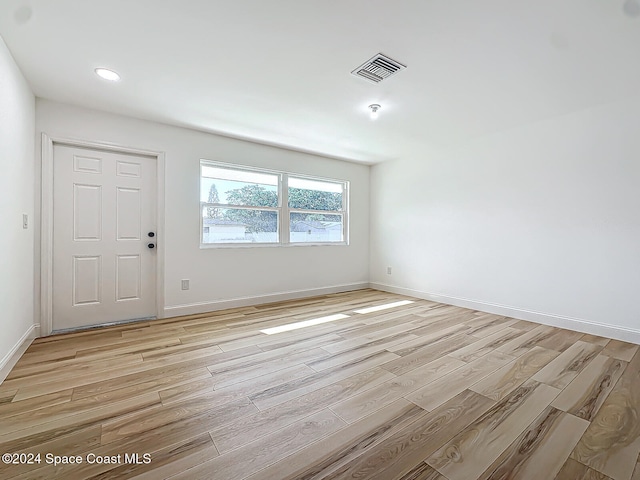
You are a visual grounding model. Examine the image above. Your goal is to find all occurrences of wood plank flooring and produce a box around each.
[1,289,639,480]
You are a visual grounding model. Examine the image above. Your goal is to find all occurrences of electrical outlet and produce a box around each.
[181,279,190,290]
[387,266,392,275]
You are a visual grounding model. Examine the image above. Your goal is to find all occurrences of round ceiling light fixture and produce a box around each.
[368,104,381,120]
[95,68,121,82]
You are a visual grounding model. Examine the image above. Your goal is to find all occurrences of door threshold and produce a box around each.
[51,316,157,335]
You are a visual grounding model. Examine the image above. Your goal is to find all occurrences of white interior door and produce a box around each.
[52,145,157,331]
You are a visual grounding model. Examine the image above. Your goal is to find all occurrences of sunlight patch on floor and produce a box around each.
[261,313,351,335]
[353,300,414,314]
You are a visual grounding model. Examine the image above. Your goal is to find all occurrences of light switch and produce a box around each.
[23,214,28,229]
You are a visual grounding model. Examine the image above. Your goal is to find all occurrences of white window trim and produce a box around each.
[200,160,349,248]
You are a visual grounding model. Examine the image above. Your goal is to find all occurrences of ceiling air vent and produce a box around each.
[351,53,406,84]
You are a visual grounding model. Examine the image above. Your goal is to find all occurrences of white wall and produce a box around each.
[36,100,370,319]
[0,35,36,377]
[370,97,640,342]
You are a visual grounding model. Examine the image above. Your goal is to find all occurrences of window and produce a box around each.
[289,177,345,244]
[200,164,280,244]
[200,161,348,246]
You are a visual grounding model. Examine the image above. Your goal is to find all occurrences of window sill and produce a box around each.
[199,241,349,249]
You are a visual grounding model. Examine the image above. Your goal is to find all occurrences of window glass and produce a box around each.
[201,166,278,207]
[288,177,343,211]
[290,213,343,243]
[201,206,278,244]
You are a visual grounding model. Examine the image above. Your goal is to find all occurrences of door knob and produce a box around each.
[148,243,155,249]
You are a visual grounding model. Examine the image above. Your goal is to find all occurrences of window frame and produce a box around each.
[200,160,349,248]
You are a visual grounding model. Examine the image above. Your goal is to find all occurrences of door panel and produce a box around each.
[53,145,157,331]
[73,154,102,174]
[73,183,102,240]
[116,254,141,301]
[116,187,141,240]
[72,255,101,305]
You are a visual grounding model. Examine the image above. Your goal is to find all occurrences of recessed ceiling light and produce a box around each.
[95,68,120,82]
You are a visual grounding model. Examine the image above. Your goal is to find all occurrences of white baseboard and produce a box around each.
[164,282,370,317]
[370,282,640,345]
[0,324,39,384]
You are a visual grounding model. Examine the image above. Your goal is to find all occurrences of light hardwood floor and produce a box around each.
[1,289,639,480]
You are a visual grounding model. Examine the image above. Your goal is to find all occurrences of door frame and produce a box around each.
[40,133,166,336]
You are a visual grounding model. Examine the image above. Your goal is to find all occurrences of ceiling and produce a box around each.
[1,0,639,164]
